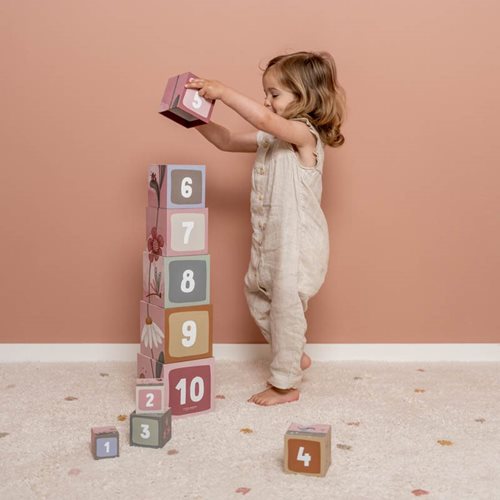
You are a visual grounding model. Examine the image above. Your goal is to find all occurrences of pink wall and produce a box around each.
[1,0,499,344]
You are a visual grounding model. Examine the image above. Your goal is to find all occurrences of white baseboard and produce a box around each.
[1,343,499,362]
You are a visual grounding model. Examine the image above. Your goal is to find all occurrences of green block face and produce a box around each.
[131,416,159,447]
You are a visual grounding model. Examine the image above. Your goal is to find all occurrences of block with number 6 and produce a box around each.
[130,409,172,448]
[148,164,206,209]
[91,426,119,460]
[284,423,332,477]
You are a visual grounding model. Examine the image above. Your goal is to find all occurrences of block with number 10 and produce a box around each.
[284,423,332,477]
[137,353,214,418]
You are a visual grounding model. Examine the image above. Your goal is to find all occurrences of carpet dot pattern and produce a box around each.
[0,360,499,499]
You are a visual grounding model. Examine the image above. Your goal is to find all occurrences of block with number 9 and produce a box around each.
[284,423,332,477]
[140,301,212,364]
[148,164,206,209]
[130,409,172,448]
[159,72,215,128]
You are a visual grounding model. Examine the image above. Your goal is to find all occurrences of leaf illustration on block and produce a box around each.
[156,353,164,379]
[149,173,160,206]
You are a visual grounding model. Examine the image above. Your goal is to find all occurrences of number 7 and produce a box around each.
[182,221,194,244]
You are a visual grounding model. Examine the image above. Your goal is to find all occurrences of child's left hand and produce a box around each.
[185,78,225,101]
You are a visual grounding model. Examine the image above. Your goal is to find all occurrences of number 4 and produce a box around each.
[297,446,311,467]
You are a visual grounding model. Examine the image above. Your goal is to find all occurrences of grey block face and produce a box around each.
[130,410,171,448]
[168,259,207,304]
[131,416,159,447]
[171,169,202,205]
[96,436,118,458]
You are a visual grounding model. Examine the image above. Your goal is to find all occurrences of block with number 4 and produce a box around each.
[159,72,215,128]
[136,378,167,414]
[137,353,214,418]
[284,423,332,477]
[146,207,208,257]
[143,253,210,309]
[148,164,206,209]
[91,426,119,460]
[140,300,212,364]
[130,409,172,448]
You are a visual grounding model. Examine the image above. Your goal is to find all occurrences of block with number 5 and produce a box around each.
[143,253,210,309]
[146,207,208,257]
[159,72,215,128]
[130,409,172,448]
[284,423,332,477]
[140,301,212,364]
[148,164,206,209]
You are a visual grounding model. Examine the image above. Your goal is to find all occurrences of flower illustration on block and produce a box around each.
[141,316,164,349]
[148,227,164,262]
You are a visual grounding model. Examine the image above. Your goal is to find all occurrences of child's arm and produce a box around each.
[196,122,257,153]
[185,78,313,148]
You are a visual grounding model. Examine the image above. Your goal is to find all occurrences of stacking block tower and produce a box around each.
[284,424,332,477]
[139,164,214,418]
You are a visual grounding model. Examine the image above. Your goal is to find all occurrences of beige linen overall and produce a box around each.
[244,117,329,389]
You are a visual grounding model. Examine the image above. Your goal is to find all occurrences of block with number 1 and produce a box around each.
[284,423,332,477]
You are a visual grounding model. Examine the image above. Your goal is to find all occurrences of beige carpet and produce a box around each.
[0,360,499,499]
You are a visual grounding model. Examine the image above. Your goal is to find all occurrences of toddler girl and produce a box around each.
[184,51,346,405]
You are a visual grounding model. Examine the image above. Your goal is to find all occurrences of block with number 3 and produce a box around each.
[159,72,215,128]
[284,423,332,477]
[130,409,172,448]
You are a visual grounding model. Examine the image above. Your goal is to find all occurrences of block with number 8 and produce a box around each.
[159,72,215,128]
[91,426,119,460]
[143,253,210,309]
[140,301,212,364]
[284,423,332,477]
[148,164,206,209]
[130,409,172,448]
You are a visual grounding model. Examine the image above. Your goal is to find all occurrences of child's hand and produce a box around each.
[185,78,225,101]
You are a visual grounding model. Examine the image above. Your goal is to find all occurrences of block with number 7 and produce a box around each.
[284,423,332,477]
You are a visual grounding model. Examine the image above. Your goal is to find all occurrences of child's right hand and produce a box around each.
[185,78,226,101]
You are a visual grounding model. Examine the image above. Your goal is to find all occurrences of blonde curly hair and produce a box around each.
[262,51,346,148]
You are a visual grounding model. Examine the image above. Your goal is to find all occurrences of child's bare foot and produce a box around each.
[248,387,300,406]
[301,352,312,370]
